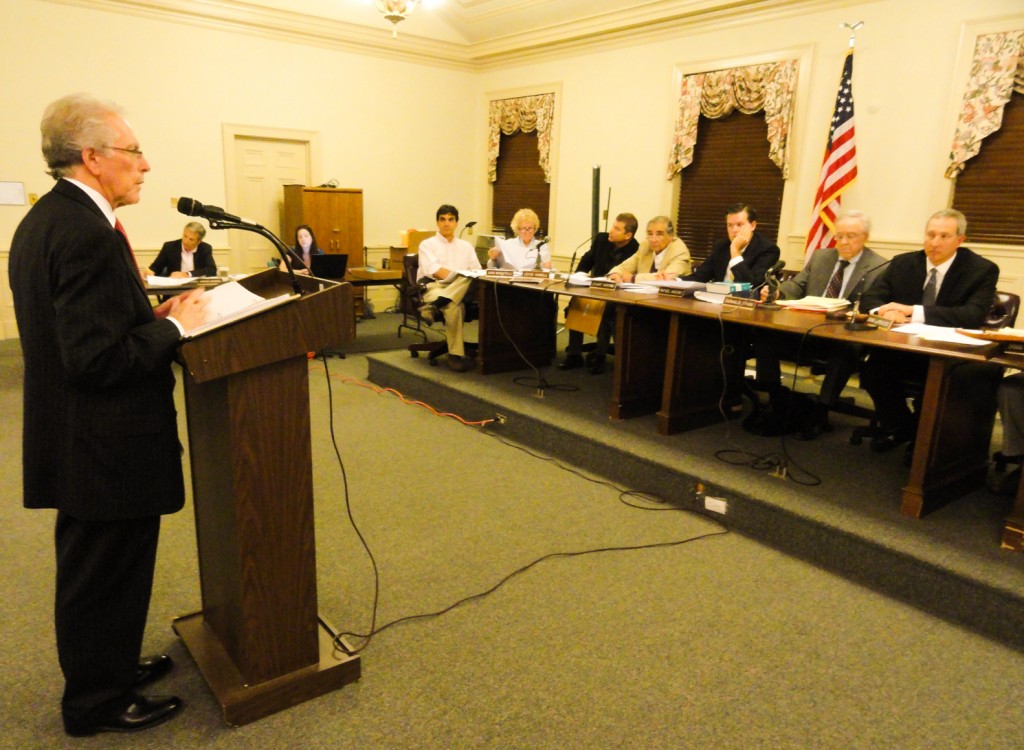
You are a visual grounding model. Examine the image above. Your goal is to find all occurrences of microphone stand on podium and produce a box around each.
[171,221,359,726]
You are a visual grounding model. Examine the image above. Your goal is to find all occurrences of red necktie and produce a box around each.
[114,218,143,280]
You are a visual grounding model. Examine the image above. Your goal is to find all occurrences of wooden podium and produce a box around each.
[172,270,360,726]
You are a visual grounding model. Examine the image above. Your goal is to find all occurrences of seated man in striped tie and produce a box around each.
[752,210,887,436]
[859,208,999,454]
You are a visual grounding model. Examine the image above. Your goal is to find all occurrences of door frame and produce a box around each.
[222,123,321,271]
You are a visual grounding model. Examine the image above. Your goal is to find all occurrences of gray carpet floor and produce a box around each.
[2,337,1024,748]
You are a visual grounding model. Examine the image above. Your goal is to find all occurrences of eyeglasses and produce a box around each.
[107,146,145,159]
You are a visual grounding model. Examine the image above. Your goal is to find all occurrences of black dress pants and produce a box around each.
[54,512,160,721]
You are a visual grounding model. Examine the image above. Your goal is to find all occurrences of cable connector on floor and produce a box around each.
[770,461,788,480]
[494,413,507,425]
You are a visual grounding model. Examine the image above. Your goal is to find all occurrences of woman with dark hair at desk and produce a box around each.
[279,224,323,275]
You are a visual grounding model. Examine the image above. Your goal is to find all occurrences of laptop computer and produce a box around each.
[309,253,349,279]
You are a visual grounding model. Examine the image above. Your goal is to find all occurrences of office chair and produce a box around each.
[398,252,480,366]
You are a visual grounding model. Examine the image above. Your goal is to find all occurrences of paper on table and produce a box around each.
[892,323,991,346]
[694,291,727,305]
[146,275,198,288]
[777,295,850,312]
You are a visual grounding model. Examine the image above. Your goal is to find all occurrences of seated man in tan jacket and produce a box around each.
[574,216,690,374]
[607,215,691,283]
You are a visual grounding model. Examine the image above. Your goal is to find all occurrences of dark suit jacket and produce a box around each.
[8,179,185,520]
[149,238,216,277]
[860,247,999,328]
[576,233,639,278]
[685,231,780,285]
[779,246,888,300]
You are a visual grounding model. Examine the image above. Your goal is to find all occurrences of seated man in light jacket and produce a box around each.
[607,215,691,283]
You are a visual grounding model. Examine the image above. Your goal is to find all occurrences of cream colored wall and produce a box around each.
[3,0,1024,339]
[0,0,478,336]
[473,0,1024,283]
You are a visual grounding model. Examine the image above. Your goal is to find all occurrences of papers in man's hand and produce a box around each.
[892,323,991,346]
[146,275,198,288]
[183,281,298,338]
[456,269,486,279]
[777,296,851,312]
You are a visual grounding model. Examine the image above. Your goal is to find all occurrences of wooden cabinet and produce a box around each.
[283,185,366,313]
[282,185,363,255]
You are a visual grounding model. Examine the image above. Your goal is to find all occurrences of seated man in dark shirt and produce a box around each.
[859,208,999,453]
[685,202,779,285]
[559,213,639,372]
[149,221,216,278]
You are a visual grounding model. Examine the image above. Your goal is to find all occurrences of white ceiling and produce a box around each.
[59,0,822,68]
[240,1,756,45]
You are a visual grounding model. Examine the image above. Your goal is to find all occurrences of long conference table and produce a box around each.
[471,275,1016,526]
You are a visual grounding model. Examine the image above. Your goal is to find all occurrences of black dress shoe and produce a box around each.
[588,356,606,375]
[136,654,173,687]
[64,694,183,737]
[558,354,585,370]
[870,429,912,453]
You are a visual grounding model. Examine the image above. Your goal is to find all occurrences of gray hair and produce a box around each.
[41,94,124,179]
[928,208,967,236]
[647,215,675,236]
[835,209,871,234]
[184,221,207,240]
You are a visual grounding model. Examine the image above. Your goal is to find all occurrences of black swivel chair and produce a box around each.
[398,253,478,366]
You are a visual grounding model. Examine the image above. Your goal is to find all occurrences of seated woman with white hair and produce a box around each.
[487,208,552,270]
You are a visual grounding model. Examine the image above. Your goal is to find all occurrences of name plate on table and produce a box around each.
[1003,342,1024,355]
[520,270,549,280]
[866,314,895,330]
[723,295,759,309]
[658,287,687,298]
[485,269,514,278]
[590,279,618,291]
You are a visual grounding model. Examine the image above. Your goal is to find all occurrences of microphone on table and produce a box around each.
[759,260,786,309]
[841,256,895,330]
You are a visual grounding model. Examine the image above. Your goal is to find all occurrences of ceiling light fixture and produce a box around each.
[374,0,421,38]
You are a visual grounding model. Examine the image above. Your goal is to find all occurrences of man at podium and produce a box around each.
[9,94,208,737]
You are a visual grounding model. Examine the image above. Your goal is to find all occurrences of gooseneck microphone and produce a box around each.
[176,197,251,225]
[759,259,786,309]
[177,196,302,295]
[843,255,895,330]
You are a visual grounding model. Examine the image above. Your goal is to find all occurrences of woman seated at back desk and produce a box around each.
[487,208,552,270]
[278,224,323,276]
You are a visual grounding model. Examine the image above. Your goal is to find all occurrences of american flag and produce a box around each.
[804,49,858,259]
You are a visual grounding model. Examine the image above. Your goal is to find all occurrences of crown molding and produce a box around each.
[44,0,475,70]
[43,0,872,71]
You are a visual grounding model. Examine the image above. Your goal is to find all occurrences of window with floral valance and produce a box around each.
[945,30,1024,179]
[487,93,555,183]
[666,59,799,180]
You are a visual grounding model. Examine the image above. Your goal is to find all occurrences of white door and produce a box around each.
[228,134,311,272]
